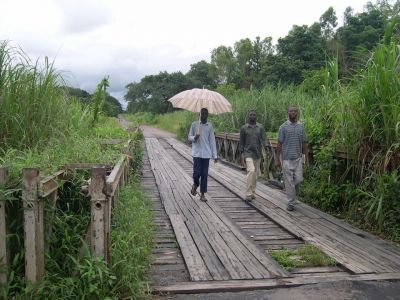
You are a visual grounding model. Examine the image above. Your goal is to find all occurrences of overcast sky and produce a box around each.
[1,0,369,107]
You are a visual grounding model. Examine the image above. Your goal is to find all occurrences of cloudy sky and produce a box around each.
[1,0,368,107]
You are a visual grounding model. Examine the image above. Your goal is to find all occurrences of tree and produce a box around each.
[210,46,235,84]
[103,94,123,117]
[320,7,338,38]
[337,6,385,72]
[186,60,217,89]
[125,71,193,114]
[272,24,326,84]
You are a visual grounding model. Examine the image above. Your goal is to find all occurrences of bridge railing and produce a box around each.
[0,139,135,284]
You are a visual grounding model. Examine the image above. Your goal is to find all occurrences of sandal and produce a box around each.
[191,184,198,196]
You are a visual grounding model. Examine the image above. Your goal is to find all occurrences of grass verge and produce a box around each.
[269,244,337,271]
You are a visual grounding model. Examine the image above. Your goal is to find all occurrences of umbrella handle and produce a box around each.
[196,114,201,135]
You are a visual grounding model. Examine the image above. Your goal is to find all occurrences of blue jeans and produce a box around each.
[193,157,210,193]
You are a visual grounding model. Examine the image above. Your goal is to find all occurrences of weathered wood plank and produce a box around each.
[147,138,288,280]
[22,168,45,283]
[169,215,212,281]
[89,168,109,261]
[65,163,112,170]
[154,272,400,294]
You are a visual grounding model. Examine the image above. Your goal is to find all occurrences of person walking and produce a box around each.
[239,110,268,201]
[188,108,218,202]
[275,106,309,211]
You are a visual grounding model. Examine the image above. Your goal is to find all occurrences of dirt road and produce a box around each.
[140,125,177,138]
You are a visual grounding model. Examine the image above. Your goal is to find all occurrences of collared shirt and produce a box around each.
[278,120,307,160]
[188,121,217,159]
[239,122,267,159]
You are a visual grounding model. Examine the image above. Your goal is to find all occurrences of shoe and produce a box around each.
[251,194,256,200]
[191,184,198,196]
[287,205,294,211]
[245,195,253,201]
[200,195,207,202]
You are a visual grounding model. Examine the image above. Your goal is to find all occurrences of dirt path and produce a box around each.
[140,125,177,138]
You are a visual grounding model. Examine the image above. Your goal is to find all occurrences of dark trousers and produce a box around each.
[193,157,210,193]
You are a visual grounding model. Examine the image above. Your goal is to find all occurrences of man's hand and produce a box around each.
[274,157,281,170]
[194,133,200,141]
[240,154,245,167]
[214,158,219,163]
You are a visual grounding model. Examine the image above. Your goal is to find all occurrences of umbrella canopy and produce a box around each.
[168,88,232,115]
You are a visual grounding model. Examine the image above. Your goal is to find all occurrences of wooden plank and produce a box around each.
[106,156,127,196]
[154,272,400,294]
[64,163,112,170]
[164,138,400,274]
[149,138,288,280]
[169,215,212,281]
[0,167,8,284]
[22,168,45,283]
[39,170,66,197]
[89,168,109,261]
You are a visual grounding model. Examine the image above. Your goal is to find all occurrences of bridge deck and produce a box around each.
[144,137,400,293]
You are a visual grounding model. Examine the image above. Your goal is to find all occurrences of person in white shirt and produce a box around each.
[188,108,218,201]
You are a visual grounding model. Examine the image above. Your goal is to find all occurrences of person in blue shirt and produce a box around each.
[188,108,218,201]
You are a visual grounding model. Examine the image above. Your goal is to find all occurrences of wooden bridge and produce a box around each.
[142,137,400,294]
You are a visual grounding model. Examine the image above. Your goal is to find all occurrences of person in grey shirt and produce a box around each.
[275,106,309,211]
[188,108,218,202]
[239,110,268,201]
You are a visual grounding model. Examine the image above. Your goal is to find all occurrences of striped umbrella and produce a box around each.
[168,88,232,115]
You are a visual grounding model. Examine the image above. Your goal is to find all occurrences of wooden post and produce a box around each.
[22,168,44,283]
[89,168,109,262]
[0,167,8,284]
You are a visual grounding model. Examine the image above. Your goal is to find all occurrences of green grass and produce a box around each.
[110,176,153,299]
[269,244,337,271]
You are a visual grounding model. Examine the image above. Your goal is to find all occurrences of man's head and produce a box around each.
[287,106,299,122]
[200,108,209,123]
[248,110,257,124]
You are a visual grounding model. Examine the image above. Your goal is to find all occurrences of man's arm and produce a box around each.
[275,126,284,169]
[188,122,196,142]
[302,126,309,164]
[239,127,245,166]
[209,125,218,161]
[302,143,309,165]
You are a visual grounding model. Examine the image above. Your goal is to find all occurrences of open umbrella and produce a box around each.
[168,88,232,134]
[168,88,232,115]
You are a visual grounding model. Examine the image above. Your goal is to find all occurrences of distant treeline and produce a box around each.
[125,0,400,114]
[66,86,123,117]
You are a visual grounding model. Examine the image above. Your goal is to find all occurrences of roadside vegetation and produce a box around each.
[0,41,152,299]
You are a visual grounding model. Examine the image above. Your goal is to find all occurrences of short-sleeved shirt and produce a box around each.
[239,123,267,159]
[278,120,307,160]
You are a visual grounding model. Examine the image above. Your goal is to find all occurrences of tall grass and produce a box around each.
[327,19,400,234]
[0,41,92,150]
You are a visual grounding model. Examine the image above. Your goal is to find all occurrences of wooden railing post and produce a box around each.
[89,168,109,262]
[22,168,44,283]
[0,167,8,284]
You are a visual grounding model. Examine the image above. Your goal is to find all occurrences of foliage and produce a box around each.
[186,60,218,89]
[0,41,92,150]
[65,87,123,117]
[125,71,193,114]
[270,244,336,271]
[90,77,109,126]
